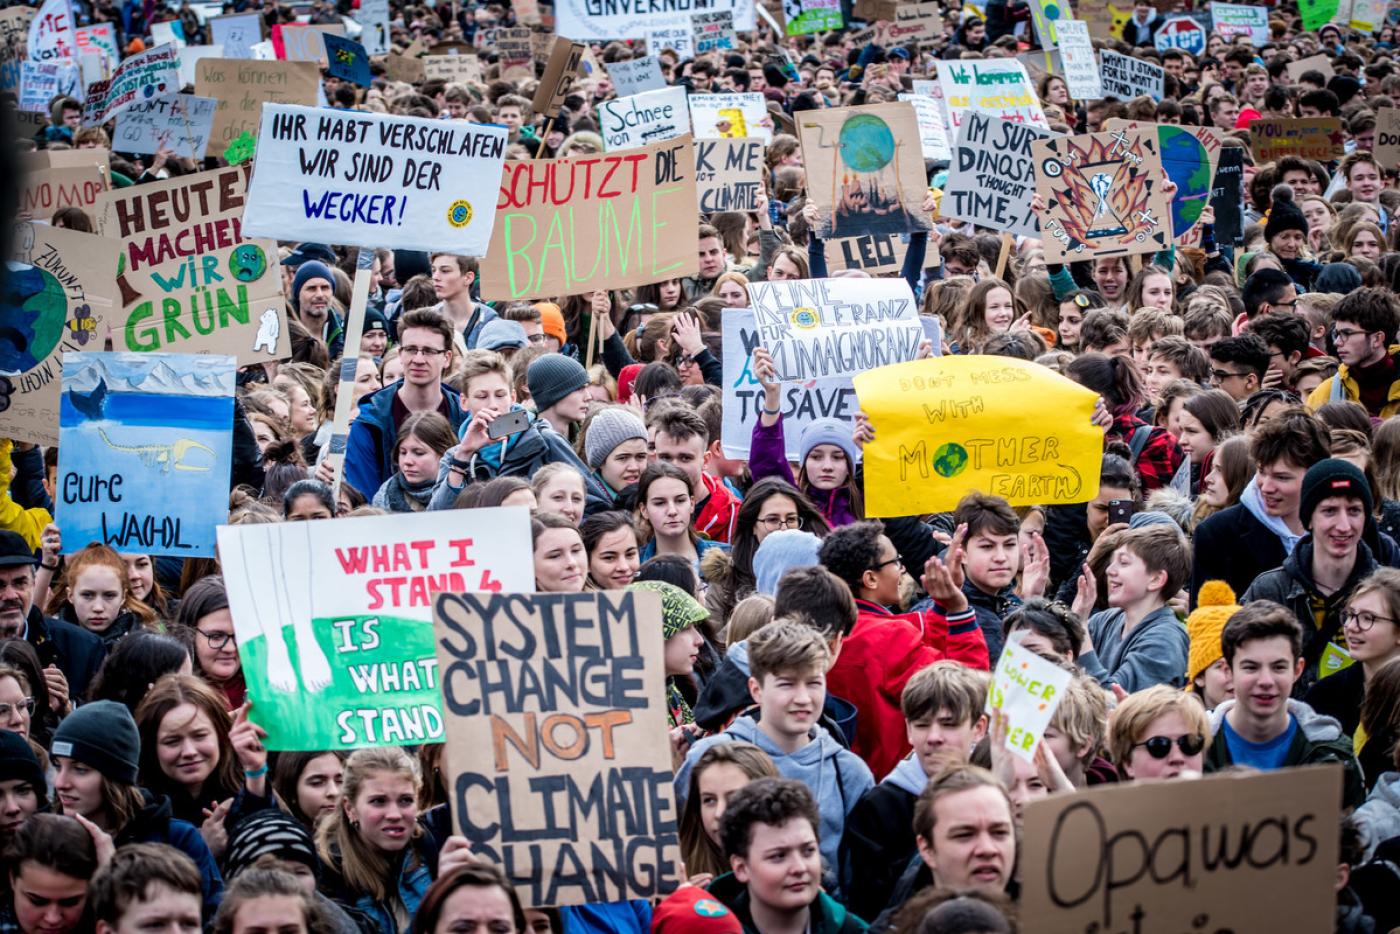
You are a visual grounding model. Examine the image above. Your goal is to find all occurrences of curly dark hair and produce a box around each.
[718,777,821,860]
[816,520,885,595]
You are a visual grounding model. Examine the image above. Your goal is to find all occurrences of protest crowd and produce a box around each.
[12,0,1400,932]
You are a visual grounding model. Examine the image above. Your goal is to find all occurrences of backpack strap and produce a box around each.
[1331,373,1347,402]
[1128,425,1153,465]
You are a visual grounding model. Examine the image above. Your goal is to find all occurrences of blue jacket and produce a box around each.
[343,382,466,499]
[116,790,223,920]
[322,834,438,934]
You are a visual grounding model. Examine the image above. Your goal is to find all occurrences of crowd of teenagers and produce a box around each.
[17,0,1400,932]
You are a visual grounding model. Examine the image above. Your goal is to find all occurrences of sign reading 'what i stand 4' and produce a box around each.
[57,352,234,558]
[242,104,508,253]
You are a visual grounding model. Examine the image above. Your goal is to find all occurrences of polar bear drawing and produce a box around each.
[253,307,280,355]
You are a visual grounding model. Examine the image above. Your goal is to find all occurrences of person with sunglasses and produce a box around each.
[1306,287,1400,419]
[1203,603,1365,810]
[1108,685,1210,781]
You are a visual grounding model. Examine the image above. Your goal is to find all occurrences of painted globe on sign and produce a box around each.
[933,442,969,478]
[838,114,896,174]
[1159,126,1213,234]
[0,263,67,376]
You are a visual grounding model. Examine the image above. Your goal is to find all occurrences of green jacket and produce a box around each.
[1203,699,1366,811]
[707,873,868,934]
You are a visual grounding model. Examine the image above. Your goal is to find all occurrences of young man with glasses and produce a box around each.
[1244,460,1381,698]
[343,308,466,497]
[818,521,989,780]
[1306,287,1400,418]
[1207,333,1269,402]
[1204,602,1364,810]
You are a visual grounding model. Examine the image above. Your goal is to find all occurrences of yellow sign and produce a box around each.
[853,355,1103,517]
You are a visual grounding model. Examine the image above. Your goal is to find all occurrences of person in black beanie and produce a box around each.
[1264,184,1320,291]
[0,727,46,839]
[223,811,364,934]
[50,700,225,918]
[1243,459,1379,698]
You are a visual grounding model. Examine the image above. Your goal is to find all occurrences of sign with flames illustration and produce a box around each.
[1031,128,1173,262]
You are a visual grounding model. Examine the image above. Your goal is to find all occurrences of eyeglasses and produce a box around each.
[0,698,35,720]
[759,515,804,531]
[1332,327,1369,343]
[400,345,450,358]
[1134,734,1205,759]
[1343,609,1397,631]
[196,628,236,649]
[870,556,903,572]
[1210,368,1251,382]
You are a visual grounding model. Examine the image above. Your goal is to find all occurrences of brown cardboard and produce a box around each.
[532,38,584,119]
[1250,117,1346,163]
[194,58,320,151]
[696,137,765,213]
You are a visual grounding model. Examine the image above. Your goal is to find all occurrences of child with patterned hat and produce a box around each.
[628,579,710,728]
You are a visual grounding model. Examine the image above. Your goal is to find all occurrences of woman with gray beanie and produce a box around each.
[50,699,224,917]
[582,406,648,512]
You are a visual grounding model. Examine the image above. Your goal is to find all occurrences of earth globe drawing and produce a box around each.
[838,114,896,173]
[0,263,66,377]
[933,442,969,478]
[1159,126,1212,234]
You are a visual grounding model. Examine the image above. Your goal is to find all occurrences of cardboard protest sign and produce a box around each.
[692,10,735,52]
[74,23,119,70]
[986,633,1073,762]
[1021,766,1343,934]
[722,310,861,460]
[0,7,34,96]
[421,54,479,84]
[798,102,933,239]
[482,136,699,301]
[533,39,584,119]
[19,61,79,112]
[554,0,756,39]
[1300,0,1342,30]
[1032,128,1172,261]
[1351,0,1388,28]
[82,43,180,127]
[945,114,1051,238]
[274,23,346,63]
[784,0,843,34]
[241,105,508,255]
[195,59,319,151]
[1211,2,1269,41]
[855,0,898,18]
[497,27,534,80]
[689,92,772,141]
[208,13,261,59]
[696,138,765,213]
[177,45,224,90]
[323,34,371,87]
[435,590,681,907]
[1106,120,1223,247]
[897,93,951,162]
[1211,145,1245,245]
[597,86,691,150]
[749,277,922,382]
[21,164,106,218]
[938,59,1047,132]
[1287,53,1336,84]
[607,56,666,96]
[95,166,289,364]
[0,224,120,446]
[114,95,217,161]
[1251,117,1346,163]
[828,233,911,274]
[883,4,944,44]
[1377,107,1400,167]
[1099,50,1164,101]
[356,0,391,55]
[56,353,233,558]
[643,20,693,60]
[854,355,1102,516]
[27,0,73,64]
[1056,20,1102,101]
[218,509,535,751]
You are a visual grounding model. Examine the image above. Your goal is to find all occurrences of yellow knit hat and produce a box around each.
[1186,581,1240,686]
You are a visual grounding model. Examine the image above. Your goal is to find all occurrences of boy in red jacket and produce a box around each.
[817,521,991,780]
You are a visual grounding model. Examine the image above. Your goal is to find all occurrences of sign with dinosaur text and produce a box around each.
[96,165,291,364]
[945,114,1051,237]
[57,352,233,558]
[854,355,1102,516]
[219,508,535,750]
[435,589,681,907]
[0,224,120,446]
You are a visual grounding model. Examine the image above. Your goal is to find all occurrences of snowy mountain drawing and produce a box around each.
[62,352,237,398]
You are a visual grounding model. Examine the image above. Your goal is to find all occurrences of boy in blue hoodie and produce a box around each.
[676,621,874,897]
[705,778,867,934]
[1081,524,1191,692]
[837,662,989,923]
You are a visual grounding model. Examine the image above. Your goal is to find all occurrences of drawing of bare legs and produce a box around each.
[240,529,297,692]
[283,522,332,691]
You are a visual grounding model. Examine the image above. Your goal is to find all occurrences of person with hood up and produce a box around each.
[675,622,874,900]
[1244,459,1381,698]
[1202,603,1365,810]
[49,700,224,918]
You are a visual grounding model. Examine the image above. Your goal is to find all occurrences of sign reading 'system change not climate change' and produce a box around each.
[242,104,508,253]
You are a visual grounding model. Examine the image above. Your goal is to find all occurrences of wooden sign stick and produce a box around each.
[326,247,374,499]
